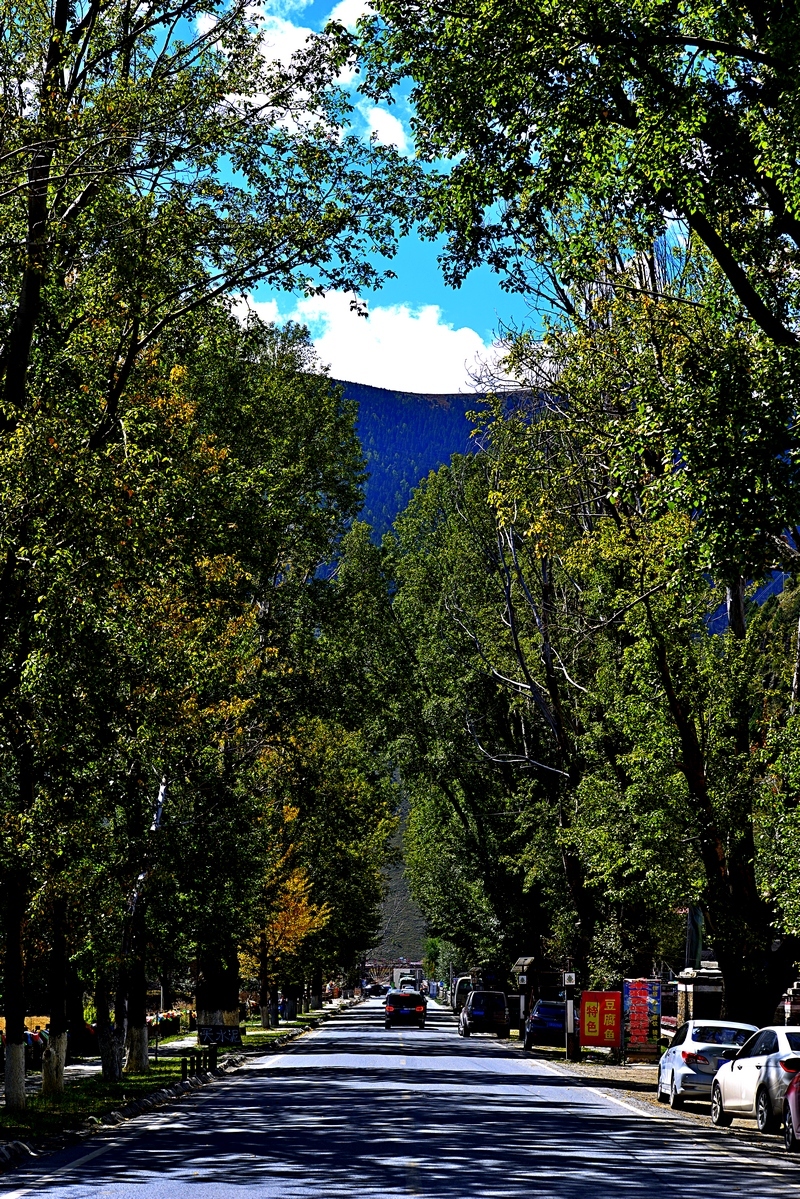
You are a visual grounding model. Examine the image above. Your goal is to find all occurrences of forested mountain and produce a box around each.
[337,380,482,537]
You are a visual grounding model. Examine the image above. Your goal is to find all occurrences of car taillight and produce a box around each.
[385,1005,394,1012]
[682,1051,709,1066]
[780,1058,800,1073]
[415,1005,425,1012]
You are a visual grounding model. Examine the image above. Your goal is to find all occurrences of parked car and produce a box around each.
[784,1068,800,1152]
[366,983,386,997]
[384,991,426,1030]
[711,1025,800,1131]
[523,1000,565,1049]
[451,975,473,1014]
[657,1020,757,1108]
[458,990,510,1038]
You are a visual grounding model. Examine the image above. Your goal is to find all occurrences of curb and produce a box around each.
[98,1057,245,1125]
[0,1141,37,1167]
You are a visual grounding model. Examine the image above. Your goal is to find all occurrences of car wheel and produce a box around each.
[497,1028,510,1039]
[384,1021,391,1029]
[784,1103,799,1153]
[462,1025,470,1037]
[669,1075,683,1109]
[656,1070,669,1104]
[418,1021,425,1030]
[523,1034,533,1051]
[711,1083,733,1127]
[756,1087,778,1134]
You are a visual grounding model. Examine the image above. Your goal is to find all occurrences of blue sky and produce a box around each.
[248,0,533,392]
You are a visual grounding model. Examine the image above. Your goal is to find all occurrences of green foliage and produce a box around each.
[382,261,800,1019]
[357,0,800,343]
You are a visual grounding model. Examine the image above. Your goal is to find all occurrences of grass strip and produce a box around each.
[0,1059,183,1142]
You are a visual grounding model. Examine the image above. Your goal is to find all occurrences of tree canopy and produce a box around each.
[355,1,800,343]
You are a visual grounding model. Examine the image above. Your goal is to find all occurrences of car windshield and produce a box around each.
[388,993,420,1008]
[693,1026,752,1046]
[470,993,505,1011]
[786,1033,800,1052]
[534,1003,564,1016]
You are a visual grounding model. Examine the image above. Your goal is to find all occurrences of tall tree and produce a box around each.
[354,0,800,343]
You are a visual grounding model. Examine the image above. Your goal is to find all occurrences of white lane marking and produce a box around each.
[580,1085,657,1118]
[2,1131,144,1199]
[2,1067,231,1197]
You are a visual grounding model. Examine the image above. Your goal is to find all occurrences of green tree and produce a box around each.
[381,262,800,1019]
[0,309,387,1101]
[355,0,800,344]
[0,0,415,1107]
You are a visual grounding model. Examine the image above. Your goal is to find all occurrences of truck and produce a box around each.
[392,965,423,989]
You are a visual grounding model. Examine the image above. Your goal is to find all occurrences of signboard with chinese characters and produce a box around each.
[623,978,661,1057]
[580,990,621,1048]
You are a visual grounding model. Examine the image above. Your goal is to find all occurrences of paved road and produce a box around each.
[4,998,799,1198]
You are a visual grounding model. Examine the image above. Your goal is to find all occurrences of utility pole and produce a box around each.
[564,963,579,1061]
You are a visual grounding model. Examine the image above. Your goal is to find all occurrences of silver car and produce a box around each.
[658,1019,757,1108]
[711,1025,800,1132]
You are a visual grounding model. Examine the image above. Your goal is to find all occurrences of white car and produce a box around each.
[657,1019,758,1108]
[711,1025,800,1131]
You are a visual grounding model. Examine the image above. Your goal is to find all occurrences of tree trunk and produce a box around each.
[284,983,302,1022]
[66,962,87,1060]
[123,940,148,1074]
[726,576,747,640]
[95,976,124,1083]
[196,948,241,1044]
[41,1033,68,1097]
[792,608,800,714]
[160,974,173,1012]
[3,883,27,1110]
[124,1024,149,1074]
[258,934,271,1027]
[42,902,68,1097]
[310,968,323,1011]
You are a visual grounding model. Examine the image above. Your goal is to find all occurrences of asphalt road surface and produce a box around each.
[4,998,799,1198]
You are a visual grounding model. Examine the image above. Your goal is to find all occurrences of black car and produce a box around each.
[458,990,511,1038]
[523,999,565,1048]
[384,990,426,1029]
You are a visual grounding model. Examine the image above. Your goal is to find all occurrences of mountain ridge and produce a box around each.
[335,378,485,537]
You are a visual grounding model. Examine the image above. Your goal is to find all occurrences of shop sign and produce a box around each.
[580,990,621,1047]
[623,978,661,1053]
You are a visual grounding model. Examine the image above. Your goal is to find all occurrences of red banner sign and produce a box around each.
[623,978,661,1054]
[580,990,622,1047]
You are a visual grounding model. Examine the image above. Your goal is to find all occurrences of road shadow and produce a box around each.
[10,1003,797,1198]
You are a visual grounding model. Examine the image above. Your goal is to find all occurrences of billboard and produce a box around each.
[624,978,661,1055]
[580,990,622,1048]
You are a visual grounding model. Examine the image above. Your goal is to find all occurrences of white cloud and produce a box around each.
[196,8,314,67]
[260,13,314,64]
[233,296,282,325]
[262,292,498,392]
[263,0,314,15]
[326,0,373,29]
[361,105,410,153]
